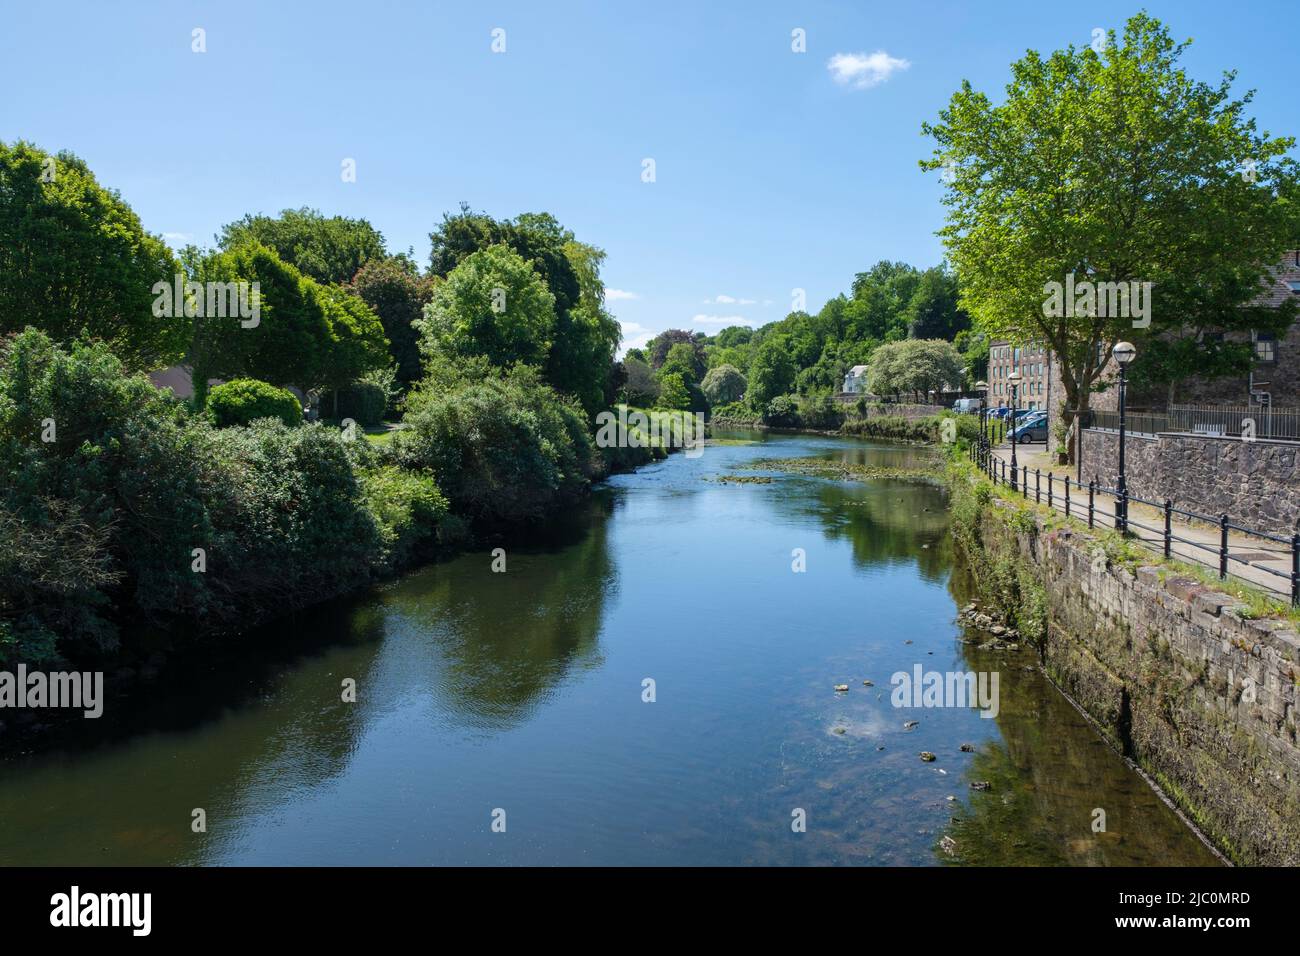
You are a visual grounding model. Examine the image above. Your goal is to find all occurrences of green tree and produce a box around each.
[701,363,747,405]
[417,244,557,369]
[350,255,436,386]
[620,356,660,405]
[923,12,1299,457]
[427,207,619,416]
[0,141,184,370]
[747,336,797,406]
[655,372,691,411]
[660,342,702,385]
[218,207,386,285]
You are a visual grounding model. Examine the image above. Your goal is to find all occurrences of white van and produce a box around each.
[952,398,981,414]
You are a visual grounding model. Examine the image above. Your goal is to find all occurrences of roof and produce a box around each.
[1253,251,1300,309]
[848,365,869,375]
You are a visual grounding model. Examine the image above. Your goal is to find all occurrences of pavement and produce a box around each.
[985,442,1296,603]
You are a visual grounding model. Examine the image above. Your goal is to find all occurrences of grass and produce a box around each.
[948,453,1300,627]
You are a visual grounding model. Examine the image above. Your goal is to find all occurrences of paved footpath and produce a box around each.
[986,443,1296,602]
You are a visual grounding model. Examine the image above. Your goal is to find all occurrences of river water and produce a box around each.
[0,430,1219,866]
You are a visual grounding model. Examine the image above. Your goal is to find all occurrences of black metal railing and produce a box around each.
[966,442,1300,606]
[1087,404,1300,440]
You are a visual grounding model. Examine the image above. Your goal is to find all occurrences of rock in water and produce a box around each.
[920,751,936,762]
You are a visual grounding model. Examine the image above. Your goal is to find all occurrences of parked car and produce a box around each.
[1010,413,1048,443]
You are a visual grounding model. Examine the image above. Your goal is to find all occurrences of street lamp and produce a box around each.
[1007,368,1022,490]
[1113,341,1137,532]
[974,379,988,468]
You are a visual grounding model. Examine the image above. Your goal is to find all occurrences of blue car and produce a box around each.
[1010,414,1048,443]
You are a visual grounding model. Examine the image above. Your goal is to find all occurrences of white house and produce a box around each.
[842,364,869,394]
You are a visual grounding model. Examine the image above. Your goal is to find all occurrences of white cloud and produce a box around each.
[704,294,756,305]
[606,288,638,301]
[617,320,655,356]
[691,314,750,326]
[827,50,910,90]
[162,231,193,246]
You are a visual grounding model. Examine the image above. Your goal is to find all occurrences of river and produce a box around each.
[0,429,1219,866]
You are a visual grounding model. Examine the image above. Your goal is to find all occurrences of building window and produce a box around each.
[1287,280,1300,295]
[1255,334,1277,364]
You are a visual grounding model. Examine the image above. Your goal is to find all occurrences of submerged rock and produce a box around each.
[834,684,849,693]
[920,751,936,762]
[903,720,919,730]
[970,781,992,791]
[960,743,975,753]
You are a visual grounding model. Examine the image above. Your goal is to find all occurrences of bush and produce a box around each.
[763,395,799,427]
[208,378,302,428]
[358,465,450,568]
[0,331,391,664]
[0,329,207,663]
[197,419,384,615]
[394,367,597,525]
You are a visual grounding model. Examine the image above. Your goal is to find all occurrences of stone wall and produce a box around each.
[1082,428,1300,534]
[964,492,1300,864]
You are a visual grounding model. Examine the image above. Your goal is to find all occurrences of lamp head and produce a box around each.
[1113,341,1137,367]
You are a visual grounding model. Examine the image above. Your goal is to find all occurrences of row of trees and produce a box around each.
[0,143,624,423]
[617,260,973,417]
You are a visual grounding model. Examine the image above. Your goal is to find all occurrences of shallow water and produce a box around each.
[0,430,1219,866]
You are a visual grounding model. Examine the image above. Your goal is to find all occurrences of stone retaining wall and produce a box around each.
[968,494,1300,864]
[1082,429,1300,534]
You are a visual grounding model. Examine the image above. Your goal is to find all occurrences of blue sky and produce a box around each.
[3,1,1297,354]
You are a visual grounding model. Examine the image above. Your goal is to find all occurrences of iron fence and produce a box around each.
[966,441,1300,606]
[1087,403,1300,440]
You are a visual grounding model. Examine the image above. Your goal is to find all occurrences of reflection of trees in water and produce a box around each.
[383,492,618,731]
[936,566,1221,866]
[794,479,953,582]
[0,495,619,865]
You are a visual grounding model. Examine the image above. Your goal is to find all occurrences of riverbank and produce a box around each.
[710,409,974,446]
[946,456,1300,865]
[0,428,1219,865]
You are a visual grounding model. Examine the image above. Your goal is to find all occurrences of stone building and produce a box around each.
[987,340,1055,414]
[1131,250,1300,409]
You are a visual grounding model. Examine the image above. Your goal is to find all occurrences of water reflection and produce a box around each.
[0,430,1219,866]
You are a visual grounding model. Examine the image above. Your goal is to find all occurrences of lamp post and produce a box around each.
[1008,368,1022,491]
[1113,341,1137,532]
[975,379,988,468]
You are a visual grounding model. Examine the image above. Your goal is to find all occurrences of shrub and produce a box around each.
[394,367,597,525]
[197,420,384,614]
[208,378,302,428]
[763,395,799,426]
[359,465,450,567]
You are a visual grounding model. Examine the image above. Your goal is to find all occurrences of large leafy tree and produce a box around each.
[350,254,436,386]
[866,339,964,401]
[190,242,387,401]
[923,13,1299,456]
[417,243,557,369]
[0,141,184,370]
[427,207,620,416]
[218,207,387,285]
[747,335,798,406]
